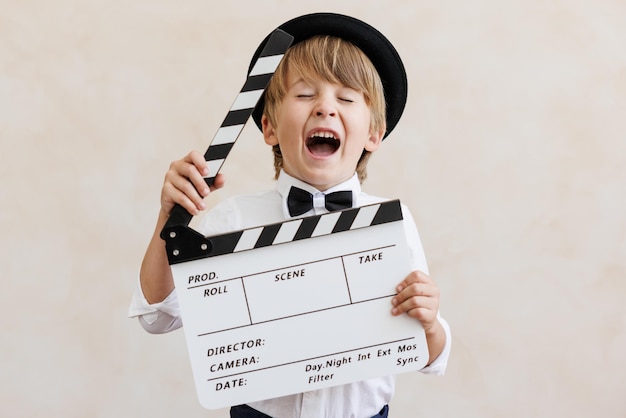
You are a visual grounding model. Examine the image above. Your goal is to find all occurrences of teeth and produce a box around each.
[310,131,337,139]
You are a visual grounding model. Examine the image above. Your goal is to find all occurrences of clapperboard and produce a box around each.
[160,29,428,410]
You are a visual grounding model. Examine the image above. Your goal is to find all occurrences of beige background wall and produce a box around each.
[1,0,624,417]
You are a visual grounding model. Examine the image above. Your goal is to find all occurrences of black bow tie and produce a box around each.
[287,186,353,217]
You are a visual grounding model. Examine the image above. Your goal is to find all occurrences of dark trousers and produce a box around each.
[230,403,389,418]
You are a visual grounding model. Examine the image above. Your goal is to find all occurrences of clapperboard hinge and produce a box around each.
[165,199,404,265]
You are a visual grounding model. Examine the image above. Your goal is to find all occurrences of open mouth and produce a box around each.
[306,131,340,157]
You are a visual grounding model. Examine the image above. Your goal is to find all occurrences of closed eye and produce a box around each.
[337,88,361,103]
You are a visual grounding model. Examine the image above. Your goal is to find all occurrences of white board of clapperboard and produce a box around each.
[164,199,429,410]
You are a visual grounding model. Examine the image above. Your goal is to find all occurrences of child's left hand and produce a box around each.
[391,270,440,332]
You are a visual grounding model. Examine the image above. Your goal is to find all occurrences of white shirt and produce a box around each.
[129,171,451,418]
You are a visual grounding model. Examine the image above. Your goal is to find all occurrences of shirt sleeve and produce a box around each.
[418,315,452,375]
[401,204,452,375]
[128,199,242,334]
[400,204,429,275]
[128,276,182,334]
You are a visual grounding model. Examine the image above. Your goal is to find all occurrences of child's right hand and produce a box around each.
[160,150,225,217]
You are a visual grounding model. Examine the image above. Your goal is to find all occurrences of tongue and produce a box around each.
[308,142,336,157]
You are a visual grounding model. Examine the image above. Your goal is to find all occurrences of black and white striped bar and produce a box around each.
[161,29,293,239]
[203,30,294,185]
[165,200,404,264]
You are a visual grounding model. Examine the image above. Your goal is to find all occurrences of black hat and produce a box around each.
[249,12,407,140]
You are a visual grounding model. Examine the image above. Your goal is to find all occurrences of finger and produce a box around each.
[396,270,431,292]
[167,160,208,198]
[178,161,211,198]
[404,306,437,325]
[391,295,437,318]
[392,282,439,318]
[170,173,207,207]
[162,164,206,211]
[162,182,203,216]
[211,173,226,191]
[184,150,210,176]
[395,282,439,302]
[178,151,209,193]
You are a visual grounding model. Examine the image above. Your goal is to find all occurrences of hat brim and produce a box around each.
[249,13,407,140]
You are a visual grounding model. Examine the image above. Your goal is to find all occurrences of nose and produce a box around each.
[313,94,336,118]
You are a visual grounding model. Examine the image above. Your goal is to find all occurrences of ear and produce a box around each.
[364,127,385,152]
[262,115,279,146]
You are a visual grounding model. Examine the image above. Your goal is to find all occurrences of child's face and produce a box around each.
[262,68,384,191]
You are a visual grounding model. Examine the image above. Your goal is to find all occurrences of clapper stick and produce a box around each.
[160,29,294,241]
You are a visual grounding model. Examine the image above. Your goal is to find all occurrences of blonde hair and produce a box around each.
[263,35,386,182]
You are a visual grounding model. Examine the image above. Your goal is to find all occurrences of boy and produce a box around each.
[130,13,451,418]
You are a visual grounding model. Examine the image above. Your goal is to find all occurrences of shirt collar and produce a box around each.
[277,170,362,219]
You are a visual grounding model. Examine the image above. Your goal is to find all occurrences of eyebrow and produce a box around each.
[288,77,311,88]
